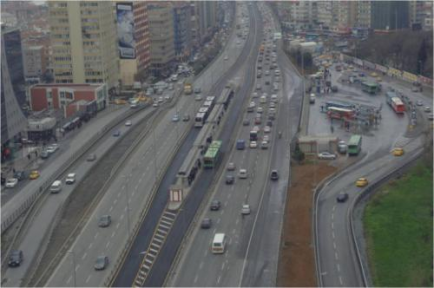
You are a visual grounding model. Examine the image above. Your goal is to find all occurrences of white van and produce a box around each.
[50,180,62,194]
[260,95,267,104]
[212,233,227,254]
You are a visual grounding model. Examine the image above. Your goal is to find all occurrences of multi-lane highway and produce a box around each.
[167,3,302,287]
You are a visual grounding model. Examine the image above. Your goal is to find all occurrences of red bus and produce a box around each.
[327,107,355,120]
[390,97,405,114]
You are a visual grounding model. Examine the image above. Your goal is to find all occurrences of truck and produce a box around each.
[184,83,193,95]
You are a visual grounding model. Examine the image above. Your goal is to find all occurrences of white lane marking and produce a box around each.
[88,243,93,249]
[335,252,339,260]
[120,214,124,221]
[332,231,335,239]
[94,232,99,239]
[232,228,236,234]
[333,242,336,249]
[217,276,221,284]
[204,250,207,257]
[213,228,217,234]
[199,261,204,270]
[75,264,80,271]
[228,193,232,199]
[222,262,225,270]
[194,275,198,284]
[236,218,240,225]
[106,241,110,248]
[220,210,224,215]
[217,218,221,224]
[109,206,113,212]
[331,213,334,221]
[337,263,341,272]
[67,276,72,284]
[116,223,120,229]
[333,205,336,212]
[81,252,87,260]
[111,231,116,238]
[331,222,334,229]
[114,199,118,205]
[86,275,92,283]
[339,276,343,285]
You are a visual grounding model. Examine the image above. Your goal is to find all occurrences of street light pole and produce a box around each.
[122,174,131,236]
[68,250,76,288]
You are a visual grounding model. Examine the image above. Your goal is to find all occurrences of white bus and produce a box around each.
[195,112,207,128]
[212,233,227,254]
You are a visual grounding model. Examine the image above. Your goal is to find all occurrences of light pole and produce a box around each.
[68,250,76,288]
[121,174,131,236]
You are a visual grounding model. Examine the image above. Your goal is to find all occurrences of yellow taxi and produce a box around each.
[29,170,40,180]
[392,147,404,156]
[370,72,378,77]
[356,177,368,187]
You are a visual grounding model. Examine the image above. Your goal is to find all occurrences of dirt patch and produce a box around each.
[277,160,337,287]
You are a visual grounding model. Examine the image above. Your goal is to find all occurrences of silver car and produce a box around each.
[318,152,337,160]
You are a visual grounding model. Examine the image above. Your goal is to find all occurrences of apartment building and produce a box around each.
[147,3,175,77]
[409,0,433,30]
[23,45,48,80]
[48,1,119,89]
[172,2,193,61]
[116,1,151,87]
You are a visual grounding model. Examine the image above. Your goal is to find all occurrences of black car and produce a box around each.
[210,200,221,211]
[87,153,97,162]
[201,218,212,229]
[14,171,26,181]
[266,120,273,127]
[8,250,23,267]
[112,130,121,137]
[225,175,235,185]
[336,192,349,203]
[270,170,279,181]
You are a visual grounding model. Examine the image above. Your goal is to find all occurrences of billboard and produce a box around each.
[116,3,136,59]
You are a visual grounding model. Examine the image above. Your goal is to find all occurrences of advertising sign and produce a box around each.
[116,3,136,59]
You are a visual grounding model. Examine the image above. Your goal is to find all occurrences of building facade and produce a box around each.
[172,2,192,61]
[409,0,433,30]
[48,1,119,89]
[23,45,48,80]
[147,3,175,77]
[29,83,107,118]
[197,1,218,43]
[371,1,410,30]
[1,26,28,160]
[117,1,151,87]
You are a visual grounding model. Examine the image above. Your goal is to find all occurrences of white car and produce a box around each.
[263,135,270,142]
[65,173,76,185]
[238,169,248,179]
[318,152,337,160]
[261,140,269,149]
[257,107,263,114]
[249,141,257,149]
[252,92,259,98]
[241,204,251,215]
[224,55,229,61]
[264,126,271,133]
[195,95,203,101]
[125,120,132,126]
[46,146,56,154]
[152,103,159,107]
[5,178,18,188]
[269,102,276,108]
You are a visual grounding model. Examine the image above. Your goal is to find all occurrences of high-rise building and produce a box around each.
[371,1,410,30]
[197,1,218,43]
[355,1,371,29]
[116,1,151,87]
[1,25,28,159]
[172,2,192,61]
[147,3,175,77]
[316,1,338,30]
[409,0,433,31]
[48,1,119,89]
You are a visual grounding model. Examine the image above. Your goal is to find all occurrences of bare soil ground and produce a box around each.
[277,160,337,287]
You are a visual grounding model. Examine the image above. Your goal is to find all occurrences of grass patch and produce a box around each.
[364,161,433,287]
